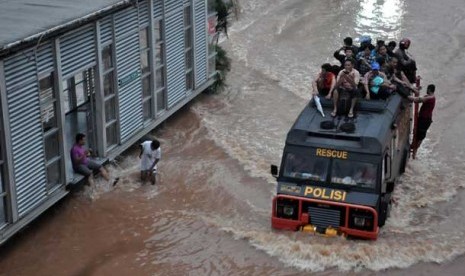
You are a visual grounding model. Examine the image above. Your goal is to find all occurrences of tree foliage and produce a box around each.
[209,0,232,93]
[210,45,231,93]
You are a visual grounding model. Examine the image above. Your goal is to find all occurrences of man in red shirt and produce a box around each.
[312,63,336,99]
[408,84,436,158]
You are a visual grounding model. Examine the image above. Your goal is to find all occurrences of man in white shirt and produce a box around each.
[139,139,161,185]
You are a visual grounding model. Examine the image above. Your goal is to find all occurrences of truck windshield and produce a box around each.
[283,153,329,182]
[330,160,377,189]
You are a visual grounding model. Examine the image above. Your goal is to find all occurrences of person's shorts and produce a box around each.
[370,87,391,100]
[416,118,432,141]
[338,87,360,99]
[317,87,330,97]
[74,160,101,177]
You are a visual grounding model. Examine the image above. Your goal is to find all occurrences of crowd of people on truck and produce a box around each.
[311,35,435,157]
[313,36,417,117]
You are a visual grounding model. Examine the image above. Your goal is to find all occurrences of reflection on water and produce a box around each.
[355,0,405,39]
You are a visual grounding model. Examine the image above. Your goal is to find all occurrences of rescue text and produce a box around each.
[316,148,348,159]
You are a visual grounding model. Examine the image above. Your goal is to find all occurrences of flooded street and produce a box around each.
[2,0,465,275]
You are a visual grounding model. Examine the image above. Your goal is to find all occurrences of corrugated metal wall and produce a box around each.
[139,0,149,25]
[153,0,163,18]
[4,51,47,217]
[194,0,207,87]
[164,0,181,15]
[60,25,96,78]
[100,16,113,45]
[36,43,54,74]
[114,7,143,142]
[0,0,215,244]
[164,1,186,108]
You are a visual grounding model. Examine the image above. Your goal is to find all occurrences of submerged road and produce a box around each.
[2,0,465,275]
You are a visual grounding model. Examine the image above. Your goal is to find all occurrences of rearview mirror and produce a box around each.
[270,165,278,177]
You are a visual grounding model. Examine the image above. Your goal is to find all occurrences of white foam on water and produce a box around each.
[78,155,163,200]
[192,96,289,185]
[201,213,465,272]
[192,129,465,272]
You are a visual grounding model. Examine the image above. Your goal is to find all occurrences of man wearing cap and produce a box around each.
[395,38,417,83]
[363,62,396,100]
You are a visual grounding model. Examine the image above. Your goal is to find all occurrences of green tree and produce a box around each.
[210,44,231,93]
[209,0,232,93]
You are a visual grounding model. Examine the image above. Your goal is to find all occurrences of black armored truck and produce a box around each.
[271,94,412,240]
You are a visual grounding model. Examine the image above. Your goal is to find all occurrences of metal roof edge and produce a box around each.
[0,0,137,59]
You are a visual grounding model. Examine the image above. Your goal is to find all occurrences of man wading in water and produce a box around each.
[139,139,161,185]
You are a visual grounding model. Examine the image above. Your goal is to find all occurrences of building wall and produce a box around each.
[3,47,49,218]
[0,0,212,244]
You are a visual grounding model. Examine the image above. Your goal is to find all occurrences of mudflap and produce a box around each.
[399,147,409,174]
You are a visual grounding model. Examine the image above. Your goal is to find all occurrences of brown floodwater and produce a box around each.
[2,0,465,275]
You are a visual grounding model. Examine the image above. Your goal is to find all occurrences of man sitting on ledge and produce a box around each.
[71,133,118,186]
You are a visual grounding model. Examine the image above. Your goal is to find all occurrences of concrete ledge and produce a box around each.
[67,157,108,186]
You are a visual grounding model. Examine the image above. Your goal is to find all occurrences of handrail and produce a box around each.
[410,76,421,158]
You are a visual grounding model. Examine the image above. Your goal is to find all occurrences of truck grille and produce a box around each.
[308,207,341,228]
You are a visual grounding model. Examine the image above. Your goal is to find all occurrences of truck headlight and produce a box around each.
[349,208,375,230]
[276,198,298,219]
[354,217,366,227]
[283,205,294,216]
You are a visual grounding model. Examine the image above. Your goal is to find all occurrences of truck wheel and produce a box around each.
[378,200,391,227]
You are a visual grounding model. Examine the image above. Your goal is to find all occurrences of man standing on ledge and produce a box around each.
[139,139,161,185]
[408,84,436,159]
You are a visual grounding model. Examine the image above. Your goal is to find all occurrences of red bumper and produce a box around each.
[272,195,379,240]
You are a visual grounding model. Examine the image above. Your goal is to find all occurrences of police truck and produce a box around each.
[270,93,412,240]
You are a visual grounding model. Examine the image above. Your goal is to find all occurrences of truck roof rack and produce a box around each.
[315,98,388,113]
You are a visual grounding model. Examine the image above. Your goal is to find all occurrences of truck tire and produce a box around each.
[378,199,391,227]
